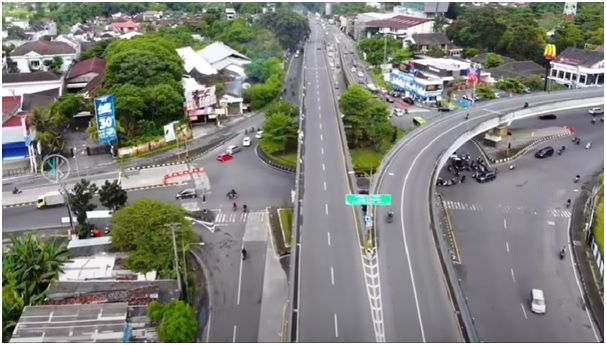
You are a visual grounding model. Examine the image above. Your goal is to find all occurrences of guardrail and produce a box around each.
[286,39,307,343]
[255,145,296,174]
[372,90,604,343]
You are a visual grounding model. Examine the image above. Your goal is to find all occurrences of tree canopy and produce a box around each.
[358,36,412,66]
[2,234,70,342]
[259,9,311,49]
[146,300,198,343]
[110,198,196,276]
[260,111,298,155]
[339,85,396,151]
[446,4,604,63]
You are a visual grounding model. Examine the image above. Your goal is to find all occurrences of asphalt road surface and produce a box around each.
[373,88,603,342]
[438,108,603,342]
[296,20,375,342]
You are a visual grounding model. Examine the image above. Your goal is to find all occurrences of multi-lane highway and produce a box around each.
[296,21,375,342]
[373,88,603,342]
[439,108,603,342]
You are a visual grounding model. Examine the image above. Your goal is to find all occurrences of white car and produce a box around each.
[242,136,251,147]
[351,67,357,73]
[255,130,264,139]
[589,107,603,115]
[530,289,546,314]
[394,108,404,117]
[357,71,364,78]
[226,145,241,155]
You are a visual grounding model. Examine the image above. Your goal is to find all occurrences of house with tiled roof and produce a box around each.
[197,41,250,77]
[9,40,77,73]
[66,57,106,90]
[404,33,461,57]
[108,19,140,34]
[365,15,432,39]
[548,47,604,88]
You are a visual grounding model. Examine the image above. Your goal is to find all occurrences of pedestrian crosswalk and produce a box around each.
[179,202,266,224]
[443,200,572,218]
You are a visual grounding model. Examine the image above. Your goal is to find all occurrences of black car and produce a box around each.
[437,107,453,112]
[539,114,557,120]
[402,97,414,105]
[535,146,555,159]
[176,188,198,199]
[476,170,497,183]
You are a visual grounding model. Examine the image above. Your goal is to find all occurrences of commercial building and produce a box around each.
[410,57,491,84]
[548,47,604,88]
[365,15,433,39]
[386,63,444,102]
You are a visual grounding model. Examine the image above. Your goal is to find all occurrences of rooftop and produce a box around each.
[470,53,515,65]
[555,47,604,68]
[46,280,180,305]
[67,57,106,80]
[487,61,545,79]
[11,40,76,56]
[414,57,474,71]
[366,15,431,30]
[10,303,128,343]
[177,46,218,76]
[2,71,62,84]
[197,41,249,66]
[2,95,22,115]
[109,19,140,28]
[409,33,451,46]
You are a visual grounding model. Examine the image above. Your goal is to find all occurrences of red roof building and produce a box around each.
[109,19,140,33]
[2,96,22,118]
[66,57,106,90]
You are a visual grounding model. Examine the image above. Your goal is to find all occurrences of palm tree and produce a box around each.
[30,107,61,151]
[5,233,70,306]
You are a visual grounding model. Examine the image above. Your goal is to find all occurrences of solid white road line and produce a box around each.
[506,241,510,253]
[325,204,329,215]
[566,218,601,341]
[237,244,244,305]
[510,268,516,283]
[520,303,528,319]
[330,266,335,285]
[334,313,339,338]
[327,232,331,246]
[322,163,326,171]
[324,181,327,190]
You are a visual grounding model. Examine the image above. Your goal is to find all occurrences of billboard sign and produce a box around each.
[94,95,117,144]
[185,86,217,113]
[467,64,480,86]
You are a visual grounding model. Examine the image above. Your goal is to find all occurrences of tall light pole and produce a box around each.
[59,184,75,239]
[165,223,182,294]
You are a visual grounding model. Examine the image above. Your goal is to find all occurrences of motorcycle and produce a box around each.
[557,149,563,156]
[12,188,22,195]
[586,142,592,150]
[574,175,580,183]
[559,248,566,260]
[242,249,247,260]
[386,214,393,223]
[523,102,529,109]
[566,200,571,208]
[227,192,238,200]
[509,164,516,170]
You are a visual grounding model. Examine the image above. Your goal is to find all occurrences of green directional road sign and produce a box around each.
[370,194,392,206]
[346,194,369,206]
[345,194,392,206]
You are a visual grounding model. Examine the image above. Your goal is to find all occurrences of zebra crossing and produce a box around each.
[179,202,266,224]
[444,200,572,218]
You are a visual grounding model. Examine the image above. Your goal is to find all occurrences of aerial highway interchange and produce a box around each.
[3,14,604,344]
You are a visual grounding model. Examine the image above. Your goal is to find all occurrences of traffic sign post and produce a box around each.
[345,194,392,206]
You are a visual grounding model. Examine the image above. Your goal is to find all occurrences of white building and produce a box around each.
[548,47,604,88]
[2,71,64,97]
[411,57,491,84]
[9,40,77,73]
[365,15,433,39]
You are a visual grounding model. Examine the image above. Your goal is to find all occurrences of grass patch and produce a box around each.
[593,186,604,257]
[117,139,183,163]
[350,129,405,174]
[278,208,294,247]
[259,141,298,170]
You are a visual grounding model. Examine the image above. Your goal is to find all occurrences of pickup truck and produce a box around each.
[36,191,65,209]
[588,107,603,115]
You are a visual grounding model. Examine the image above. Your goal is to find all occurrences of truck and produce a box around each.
[37,191,65,209]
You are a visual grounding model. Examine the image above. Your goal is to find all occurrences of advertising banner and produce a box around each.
[184,85,217,113]
[94,95,117,144]
[164,122,176,143]
[467,65,481,86]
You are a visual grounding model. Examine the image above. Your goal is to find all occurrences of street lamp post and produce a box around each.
[165,223,183,294]
[59,185,75,239]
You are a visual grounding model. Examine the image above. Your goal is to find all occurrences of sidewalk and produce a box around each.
[258,230,289,342]
[2,164,189,207]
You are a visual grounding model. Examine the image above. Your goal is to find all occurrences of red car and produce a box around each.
[217,153,233,162]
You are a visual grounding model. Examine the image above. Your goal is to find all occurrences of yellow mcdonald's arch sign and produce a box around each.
[543,44,556,60]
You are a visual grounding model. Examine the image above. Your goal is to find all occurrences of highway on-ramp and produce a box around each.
[296,22,375,342]
[439,108,603,342]
[373,88,604,342]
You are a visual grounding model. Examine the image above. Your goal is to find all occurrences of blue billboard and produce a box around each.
[94,95,117,144]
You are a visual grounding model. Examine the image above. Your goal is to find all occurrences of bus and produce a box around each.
[412,116,426,128]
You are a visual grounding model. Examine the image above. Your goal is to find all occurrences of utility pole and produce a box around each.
[166,223,182,294]
[59,184,75,239]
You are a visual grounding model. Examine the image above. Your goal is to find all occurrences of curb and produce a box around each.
[1,181,189,209]
[124,132,240,171]
[254,144,296,174]
[483,129,574,165]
